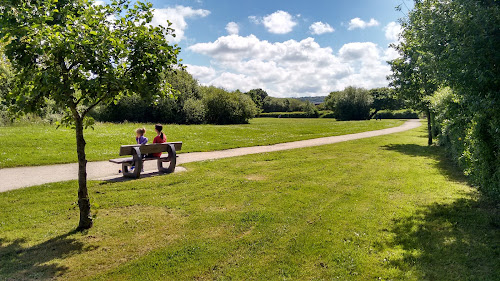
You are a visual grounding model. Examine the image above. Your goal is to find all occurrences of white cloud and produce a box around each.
[348,18,380,30]
[188,35,393,97]
[384,47,400,61]
[184,64,217,81]
[384,21,402,42]
[151,6,210,43]
[309,22,335,35]
[225,22,239,35]
[382,22,403,61]
[209,72,260,92]
[250,10,297,34]
[339,42,380,61]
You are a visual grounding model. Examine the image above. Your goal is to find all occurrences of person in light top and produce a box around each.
[135,128,148,145]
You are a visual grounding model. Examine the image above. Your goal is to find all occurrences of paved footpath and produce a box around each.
[0,120,421,192]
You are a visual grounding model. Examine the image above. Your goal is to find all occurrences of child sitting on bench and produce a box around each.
[135,127,148,145]
[129,128,148,172]
[151,124,167,157]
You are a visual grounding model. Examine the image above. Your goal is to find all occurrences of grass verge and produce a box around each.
[0,125,497,280]
[0,118,403,168]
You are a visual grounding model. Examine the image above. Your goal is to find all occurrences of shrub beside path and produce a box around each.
[0,120,421,192]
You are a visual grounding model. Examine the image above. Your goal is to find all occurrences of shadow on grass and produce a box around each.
[389,199,500,280]
[99,171,166,185]
[383,143,466,183]
[0,230,97,279]
[383,143,500,280]
[98,167,187,185]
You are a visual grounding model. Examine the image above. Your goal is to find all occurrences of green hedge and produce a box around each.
[259,111,320,118]
[375,109,420,119]
[324,87,372,121]
[431,88,500,199]
[91,87,258,125]
[319,111,335,118]
[202,87,257,124]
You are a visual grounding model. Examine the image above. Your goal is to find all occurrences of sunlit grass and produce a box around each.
[1,125,497,280]
[0,118,403,168]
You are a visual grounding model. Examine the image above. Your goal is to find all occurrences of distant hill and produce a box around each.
[297,96,327,104]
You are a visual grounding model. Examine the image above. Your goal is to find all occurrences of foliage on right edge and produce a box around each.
[389,0,500,199]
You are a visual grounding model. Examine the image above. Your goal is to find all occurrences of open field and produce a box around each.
[0,118,403,168]
[1,125,497,280]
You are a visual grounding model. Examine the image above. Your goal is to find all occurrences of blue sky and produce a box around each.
[121,0,412,97]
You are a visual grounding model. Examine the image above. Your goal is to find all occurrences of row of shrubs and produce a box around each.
[0,97,63,126]
[430,87,500,199]
[2,68,414,125]
[90,72,329,125]
[323,87,412,121]
[375,109,420,119]
[259,111,320,118]
[92,86,257,125]
[259,109,419,119]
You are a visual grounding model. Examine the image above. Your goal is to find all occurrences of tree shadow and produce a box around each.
[0,230,98,280]
[98,171,166,185]
[97,166,187,185]
[382,143,500,280]
[388,198,499,280]
[383,143,466,183]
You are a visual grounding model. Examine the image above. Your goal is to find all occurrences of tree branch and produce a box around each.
[68,100,81,121]
[75,95,85,105]
[82,92,110,117]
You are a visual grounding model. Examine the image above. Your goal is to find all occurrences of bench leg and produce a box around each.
[122,160,142,178]
[122,147,143,178]
[158,144,176,174]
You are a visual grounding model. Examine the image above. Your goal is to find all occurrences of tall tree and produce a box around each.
[246,88,268,109]
[165,69,201,101]
[164,69,201,122]
[388,13,439,145]
[368,87,404,118]
[393,0,499,196]
[324,86,373,121]
[0,0,180,229]
[0,42,12,97]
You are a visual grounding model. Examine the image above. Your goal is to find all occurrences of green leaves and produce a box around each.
[2,0,181,126]
[324,87,373,121]
[392,0,500,199]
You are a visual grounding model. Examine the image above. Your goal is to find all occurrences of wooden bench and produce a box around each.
[109,142,182,178]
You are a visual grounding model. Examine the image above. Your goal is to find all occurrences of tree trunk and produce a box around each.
[426,108,433,146]
[370,109,379,119]
[75,117,93,230]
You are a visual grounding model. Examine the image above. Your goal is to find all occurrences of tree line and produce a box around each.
[91,70,258,125]
[4,65,411,125]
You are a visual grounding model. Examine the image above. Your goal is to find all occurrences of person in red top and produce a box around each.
[152,124,167,157]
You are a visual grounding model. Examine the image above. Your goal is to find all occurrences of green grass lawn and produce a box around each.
[1,125,498,280]
[0,118,403,168]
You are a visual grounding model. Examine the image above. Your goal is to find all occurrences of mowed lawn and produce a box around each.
[1,124,498,280]
[0,118,403,168]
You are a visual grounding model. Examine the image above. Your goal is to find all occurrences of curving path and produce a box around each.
[0,119,421,192]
